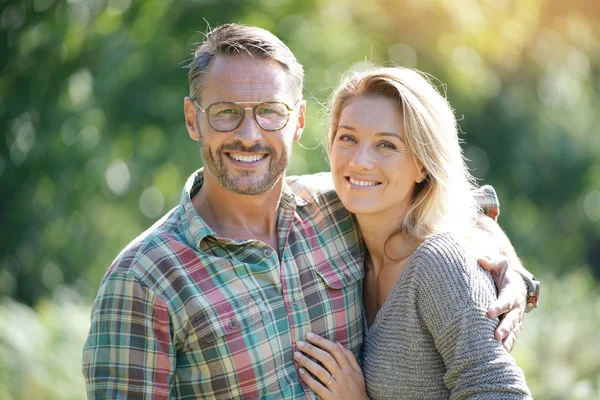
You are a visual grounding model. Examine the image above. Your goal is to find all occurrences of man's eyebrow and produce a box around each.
[337,125,403,141]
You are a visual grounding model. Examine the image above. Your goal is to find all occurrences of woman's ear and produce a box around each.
[416,163,428,184]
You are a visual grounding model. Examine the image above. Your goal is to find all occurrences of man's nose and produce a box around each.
[233,110,262,143]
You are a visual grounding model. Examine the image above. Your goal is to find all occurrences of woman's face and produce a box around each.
[330,95,425,218]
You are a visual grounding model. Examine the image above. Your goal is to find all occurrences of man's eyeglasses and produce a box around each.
[192,99,298,132]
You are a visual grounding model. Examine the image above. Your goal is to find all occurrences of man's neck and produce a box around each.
[192,172,283,250]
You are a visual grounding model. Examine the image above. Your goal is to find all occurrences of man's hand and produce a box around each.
[478,255,527,352]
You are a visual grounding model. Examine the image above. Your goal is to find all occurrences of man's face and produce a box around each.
[184,55,305,195]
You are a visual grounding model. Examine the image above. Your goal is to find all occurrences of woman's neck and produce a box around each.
[356,211,413,274]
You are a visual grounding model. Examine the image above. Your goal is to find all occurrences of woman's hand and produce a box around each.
[294,332,368,400]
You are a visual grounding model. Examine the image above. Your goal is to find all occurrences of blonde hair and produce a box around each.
[327,66,480,239]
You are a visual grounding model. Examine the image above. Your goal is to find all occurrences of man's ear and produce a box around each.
[293,100,306,142]
[184,97,200,141]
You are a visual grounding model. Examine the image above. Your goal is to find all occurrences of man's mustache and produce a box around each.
[220,141,274,154]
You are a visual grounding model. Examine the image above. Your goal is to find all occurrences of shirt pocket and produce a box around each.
[313,254,364,289]
[309,254,364,355]
[186,293,265,345]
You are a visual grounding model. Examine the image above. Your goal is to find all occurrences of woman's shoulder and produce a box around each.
[410,232,494,308]
[411,232,475,274]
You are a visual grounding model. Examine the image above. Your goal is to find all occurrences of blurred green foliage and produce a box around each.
[1,0,599,398]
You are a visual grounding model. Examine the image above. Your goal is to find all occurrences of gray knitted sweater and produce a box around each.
[361,233,531,399]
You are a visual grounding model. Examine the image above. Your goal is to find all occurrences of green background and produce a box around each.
[1,0,599,398]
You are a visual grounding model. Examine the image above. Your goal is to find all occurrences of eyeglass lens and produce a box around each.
[207,102,290,131]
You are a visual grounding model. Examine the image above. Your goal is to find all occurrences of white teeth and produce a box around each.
[349,177,378,187]
[229,153,265,163]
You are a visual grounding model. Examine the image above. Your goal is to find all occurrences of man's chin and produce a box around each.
[223,177,279,196]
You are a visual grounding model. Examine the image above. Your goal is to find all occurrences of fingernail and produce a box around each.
[297,341,305,349]
[306,332,314,339]
[294,351,302,360]
[299,368,305,375]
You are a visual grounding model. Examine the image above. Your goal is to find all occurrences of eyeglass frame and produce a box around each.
[192,98,300,132]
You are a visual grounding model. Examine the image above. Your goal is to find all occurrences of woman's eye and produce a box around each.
[377,141,397,150]
[337,134,357,143]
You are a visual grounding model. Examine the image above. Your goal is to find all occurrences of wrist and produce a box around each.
[515,269,540,313]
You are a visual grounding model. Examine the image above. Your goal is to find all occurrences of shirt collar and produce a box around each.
[179,169,308,248]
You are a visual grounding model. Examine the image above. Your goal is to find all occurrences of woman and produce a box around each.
[293,67,531,399]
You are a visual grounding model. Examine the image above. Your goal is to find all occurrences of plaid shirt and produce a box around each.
[474,185,500,221]
[82,170,499,399]
[82,171,365,399]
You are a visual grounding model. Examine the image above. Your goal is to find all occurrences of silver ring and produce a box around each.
[326,373,335,386]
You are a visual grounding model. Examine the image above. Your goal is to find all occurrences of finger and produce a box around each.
[495,308,519,341]
[301,333,346,371]
[305,332,348,368]
[337,342,361,373]
[297,340,340,376]
[298,367,332,399]
[477,255,508,273]
[294,350,335,388]
[502,326,520,352]
[487,290,515,319]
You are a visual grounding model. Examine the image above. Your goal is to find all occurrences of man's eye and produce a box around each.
[218,108,240,115]
[257,105,286,116]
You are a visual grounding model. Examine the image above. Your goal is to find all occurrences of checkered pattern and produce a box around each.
[475,184,500,221]
[82,170,499,399]
[82,171,365,399]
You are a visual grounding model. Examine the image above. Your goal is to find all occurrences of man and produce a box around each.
[82,24,539,399]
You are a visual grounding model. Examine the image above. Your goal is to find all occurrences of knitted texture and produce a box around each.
[361,233,531,399]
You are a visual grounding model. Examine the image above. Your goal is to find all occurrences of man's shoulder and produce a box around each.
[104,206,186,283]
[285,172,339,205]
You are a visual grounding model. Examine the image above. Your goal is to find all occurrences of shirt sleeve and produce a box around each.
[474,184,500,221]
[82,271,175,399]
[415,236,531,399]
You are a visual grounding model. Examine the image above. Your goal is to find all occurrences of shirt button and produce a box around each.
[263,249,273,257]
[343,271,352,282]
[229,319,239,330]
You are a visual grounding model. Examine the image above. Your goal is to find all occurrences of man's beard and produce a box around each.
[200,137,289,195]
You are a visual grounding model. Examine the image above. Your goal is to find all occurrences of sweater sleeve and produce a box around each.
[414,234,531,399]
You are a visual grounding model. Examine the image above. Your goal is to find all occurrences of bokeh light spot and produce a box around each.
[8,112,37,166]
[41,261,64,290]
[79,125,100,150]
[1,5,26,30]
[105,159,131,196]
[583,190,600,222]
[34,0,55,12]
[35,177,56,207]
[68,69,93,108]
[139,186,165,219]
[388,43,418,68]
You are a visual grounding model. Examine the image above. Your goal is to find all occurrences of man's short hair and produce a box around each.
[188,24,304,101]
